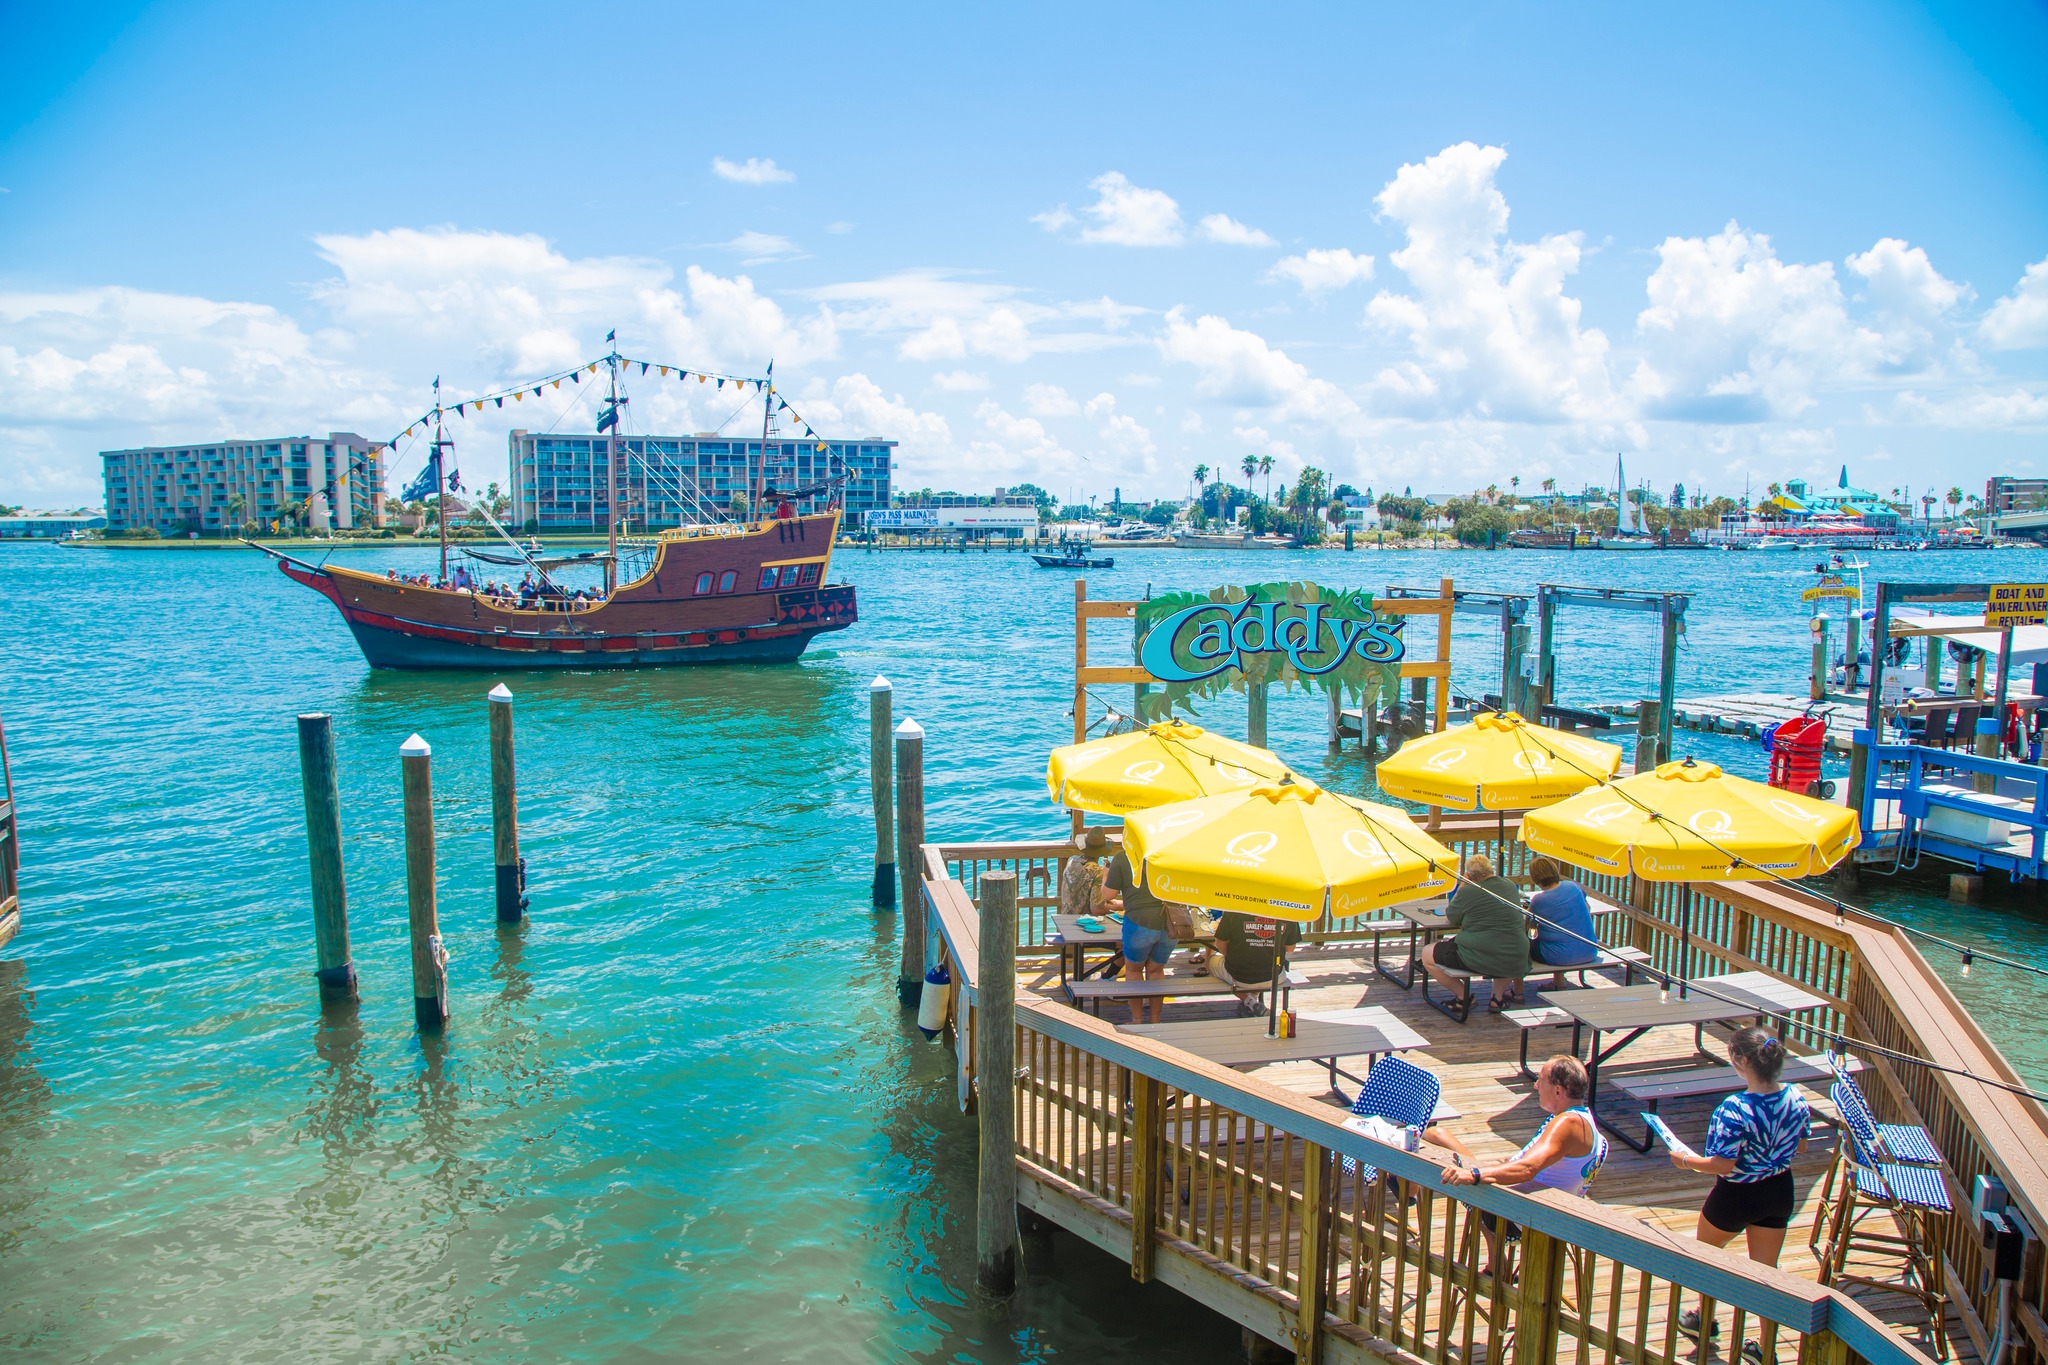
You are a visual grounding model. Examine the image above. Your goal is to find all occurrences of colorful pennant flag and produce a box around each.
[658,365,668,376]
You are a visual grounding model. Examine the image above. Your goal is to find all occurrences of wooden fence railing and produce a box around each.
[925,817,2048,1365]
[922,842,1936,1365]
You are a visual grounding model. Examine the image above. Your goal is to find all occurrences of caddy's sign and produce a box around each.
[1137,591,1405,682]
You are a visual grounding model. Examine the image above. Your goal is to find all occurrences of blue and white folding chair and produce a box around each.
[1810,1080,1951,1359]
[1823,1057,1943,1166]
[1342,1055,1440,1183]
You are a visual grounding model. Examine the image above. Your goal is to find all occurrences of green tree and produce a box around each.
[1240,453,1259,502]
[1258,453,1274,504]
[226,492,246,539]
[1191,464,1209,501]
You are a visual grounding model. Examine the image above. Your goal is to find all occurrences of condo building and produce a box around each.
[101,434,387,533]
[507,431,894,531]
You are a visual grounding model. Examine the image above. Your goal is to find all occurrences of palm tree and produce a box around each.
[1241,454,1259,503]
[1258,454,1274,505]
[1541,477,1556,498]
[1193,462,1209,502]
[1510,476,1520,502]
[1947,485,1964,519]
[226,491,245,539]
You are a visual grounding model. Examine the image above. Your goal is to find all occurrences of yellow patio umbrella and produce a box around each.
[1521,757,1859,990]
[1519,757,1858,882]
[1046,717,1290,815]
[1374,710,1623,813]
[1121,779,1458,922]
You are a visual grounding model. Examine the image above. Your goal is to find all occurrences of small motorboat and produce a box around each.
[1031,534,1114,569]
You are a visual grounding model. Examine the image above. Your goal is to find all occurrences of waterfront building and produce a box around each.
[507,431,894,532]
[100,434,386,533]
[1988,475,2048,513]
[0,510,107,538]
[862,490,1038,539]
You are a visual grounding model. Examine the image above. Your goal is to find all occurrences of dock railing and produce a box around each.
[1851,732,2048,880]
[924,813,2047,1365]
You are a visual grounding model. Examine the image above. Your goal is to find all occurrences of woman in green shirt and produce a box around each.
[1420,854,1530,1011]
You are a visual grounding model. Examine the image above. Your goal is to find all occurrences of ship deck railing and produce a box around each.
[919,812,2048,1365]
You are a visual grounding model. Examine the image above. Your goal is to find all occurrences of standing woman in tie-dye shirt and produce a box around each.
[1667,1028,1810,1359]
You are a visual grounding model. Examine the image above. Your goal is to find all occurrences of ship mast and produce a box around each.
[754,359,775,521]
[433,379,450,584]
[605,336,620,590]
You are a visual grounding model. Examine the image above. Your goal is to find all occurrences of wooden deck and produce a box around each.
[1023,945,1964,1362]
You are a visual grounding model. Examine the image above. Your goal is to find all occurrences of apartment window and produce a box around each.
[694,571,713,594]
[717,570,737,593]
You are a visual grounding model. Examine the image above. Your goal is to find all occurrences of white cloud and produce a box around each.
[1981,255,2048,350]
[1844,237,1968,372]
[1894,387,2048,428]
[724,231,805,264]
[1023,382,1080,417]
[1365,142,1617,423]
[825,221,855,235]
[1156,307,1358,425]
[929,369,988,391]
[806,269,1142,363]
[791,373,951,450]
[1038,172,1185,247]
[1198,213,1277,248]
[711,156,794,185]
[1630,221,1886,421]
[1268,248,1376,298]
[1083,391,1156,457]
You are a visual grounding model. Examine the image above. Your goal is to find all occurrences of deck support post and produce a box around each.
[1657,596,1680,763]
[1292,1141,1331,1365]
[1811,619,1829,702]
[1798,1329,1849,1365]
[1635,700,1662,775]
[400,734,448,1032]
[1326,684,1343,749]
[1128,1072,1162,1282]
[870,677,895,909]
[1513,1227,1567,1365]
[895,718,927,1007]
[1247,679,1268,749]
[975,871,1019,1296]
[296,713,356,1000]
[487,685,525,924]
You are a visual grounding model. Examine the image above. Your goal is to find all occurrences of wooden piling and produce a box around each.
[1810,620,1829,702]
[870,676,896,909]
[1325,684,1343,748]
[487,684,525,924]
[400,733,449,1031]
[296,713,356,999]
[1247,678,1268,749]
[975,870,1019,1295]
[895,718,926,1006]
[1635,700,1663,774]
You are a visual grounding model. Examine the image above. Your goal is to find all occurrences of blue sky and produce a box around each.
[3,0,2045,508]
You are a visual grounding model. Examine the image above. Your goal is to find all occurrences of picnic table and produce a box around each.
[1049,912,1218,985]
[1121,1005,1429,1095]
[1372,899,1450,988]
[1535,985,1777,1150]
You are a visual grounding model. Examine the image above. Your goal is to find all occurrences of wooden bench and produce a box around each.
[1611,1055,1862,1151]
[1423,945,1652,1023]
[1065,968,1308,1016]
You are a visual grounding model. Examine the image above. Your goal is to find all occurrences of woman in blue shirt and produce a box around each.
[1667,1028,1810,1357]
[1526,857,1599,987]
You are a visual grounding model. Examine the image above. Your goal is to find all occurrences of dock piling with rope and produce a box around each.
[487,685,526,924]
[400,733,449,1031]
[296,713,356,1001]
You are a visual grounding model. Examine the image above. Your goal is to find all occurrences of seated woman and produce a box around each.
[1527,855,1600,988]
[1059,829,1112,918]
[1420,854,1529,1011]
[1203,912,1303,1011]
[1439,1055,1606,1198]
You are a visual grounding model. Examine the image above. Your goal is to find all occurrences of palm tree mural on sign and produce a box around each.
[1241,454,1259,503]
[1258,453,1274,505]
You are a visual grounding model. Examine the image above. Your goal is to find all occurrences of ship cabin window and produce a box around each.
[778,564,802,588]
[717,570,737,593]
[758,566,779,591]
[693,571,714,595]
[797,563,820,586]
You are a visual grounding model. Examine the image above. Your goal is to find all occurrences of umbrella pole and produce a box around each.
[1678,884,1692,998]
[1267,943,1285,1038]
[1497,809,1506,865]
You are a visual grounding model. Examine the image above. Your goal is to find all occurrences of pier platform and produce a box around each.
[922,816,2039,1365]
[1596,694,1863,756]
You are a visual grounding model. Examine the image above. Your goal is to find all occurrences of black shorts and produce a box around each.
[1701,1170,1795,1233]
[1435,937,1470,972]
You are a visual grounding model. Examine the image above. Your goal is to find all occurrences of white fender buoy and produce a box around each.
[917,962,952,1041]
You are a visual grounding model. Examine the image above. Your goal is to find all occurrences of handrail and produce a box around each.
[922,853,1941,1365]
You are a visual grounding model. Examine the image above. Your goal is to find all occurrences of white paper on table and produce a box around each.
[1642,1112,1700,1160]
[1342,1114,1415,1149]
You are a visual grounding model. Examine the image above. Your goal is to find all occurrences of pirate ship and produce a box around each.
[253,344,857,670]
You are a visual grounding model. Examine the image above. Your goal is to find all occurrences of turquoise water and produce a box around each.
[0,541,2043,1361]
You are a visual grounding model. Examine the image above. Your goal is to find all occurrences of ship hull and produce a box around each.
[267,510,856,670]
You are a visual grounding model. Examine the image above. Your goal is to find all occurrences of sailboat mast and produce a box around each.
[606,346,620,569]
[754,361,774,521]
[434,401,449,584]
